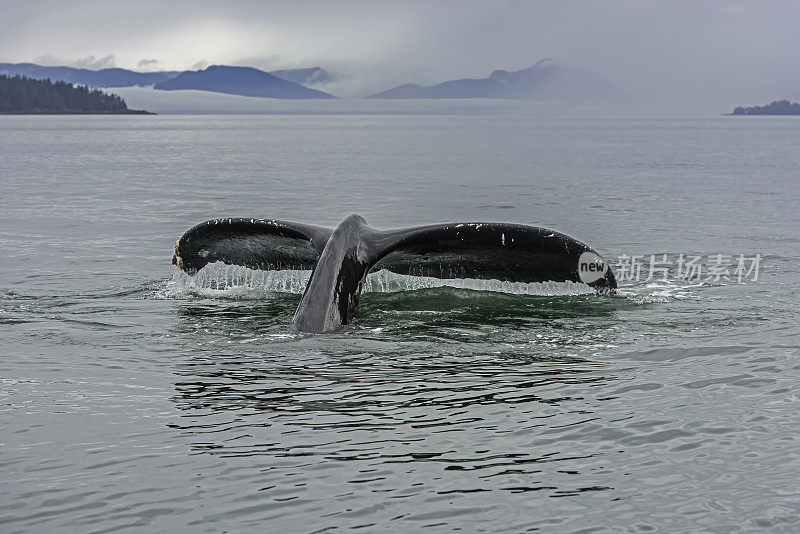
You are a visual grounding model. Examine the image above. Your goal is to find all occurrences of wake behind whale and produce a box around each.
[172,214,616,332]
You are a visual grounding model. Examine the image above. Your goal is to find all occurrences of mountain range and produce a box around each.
[0,63,178,87]
[371,59,622,101]
[0,62,335,99]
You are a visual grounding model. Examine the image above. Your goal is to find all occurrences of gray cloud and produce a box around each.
[72,54,116,69]
[30,53,66,66]
[31,53,116,69]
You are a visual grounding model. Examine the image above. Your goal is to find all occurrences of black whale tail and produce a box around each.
[173,215,616,333]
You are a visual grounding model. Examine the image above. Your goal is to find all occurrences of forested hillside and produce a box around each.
[0,75,150,113]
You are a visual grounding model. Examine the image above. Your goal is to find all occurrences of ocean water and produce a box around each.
[1,108,799,533]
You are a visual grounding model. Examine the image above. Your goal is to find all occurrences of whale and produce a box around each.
[172,214,616,333]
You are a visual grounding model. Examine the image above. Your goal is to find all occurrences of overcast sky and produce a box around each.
[1,0,798,101]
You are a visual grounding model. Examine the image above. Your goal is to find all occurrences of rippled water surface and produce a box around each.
[2,109,800,533]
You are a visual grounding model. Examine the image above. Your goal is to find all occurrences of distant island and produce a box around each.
[729,100,800,116]
[152,65,335,99]
[0,75,151,114]
[371,59,622,101]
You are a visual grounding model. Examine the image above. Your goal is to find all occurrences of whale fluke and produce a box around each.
[173,215,616,333]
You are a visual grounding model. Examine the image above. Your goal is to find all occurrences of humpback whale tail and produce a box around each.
[172,214,616,333]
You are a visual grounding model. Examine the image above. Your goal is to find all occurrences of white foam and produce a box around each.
[159,262,597,299]
[363,269,595,296]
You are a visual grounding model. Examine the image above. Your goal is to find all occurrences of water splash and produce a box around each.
[160,263,312,299]
[615,280,703,303]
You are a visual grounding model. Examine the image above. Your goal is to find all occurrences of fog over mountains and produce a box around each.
[269,67,335,85]
[371,59,622,101]
[1,59,628,103]
[152,66,334,99]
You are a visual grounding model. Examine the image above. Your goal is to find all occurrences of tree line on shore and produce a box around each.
[0,74,148,113]
[731,100,800,116]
